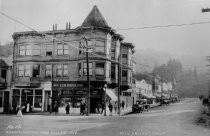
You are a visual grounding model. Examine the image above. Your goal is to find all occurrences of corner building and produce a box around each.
[12,6,135,113]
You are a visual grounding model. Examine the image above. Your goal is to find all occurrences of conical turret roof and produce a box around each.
[81,5,109,28]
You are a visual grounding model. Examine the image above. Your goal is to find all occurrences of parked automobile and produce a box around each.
[132,103,143,113]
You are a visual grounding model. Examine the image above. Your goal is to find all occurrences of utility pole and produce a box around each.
[117,45,122,116]
[82,37,91,116]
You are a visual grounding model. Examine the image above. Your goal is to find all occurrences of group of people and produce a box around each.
[51,100,126,116]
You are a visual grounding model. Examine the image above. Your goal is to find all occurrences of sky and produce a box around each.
[1,0,210,60]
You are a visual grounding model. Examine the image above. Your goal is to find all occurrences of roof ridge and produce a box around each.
[81,5,109,28]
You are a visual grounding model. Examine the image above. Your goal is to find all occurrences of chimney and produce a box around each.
[68,22,71,30]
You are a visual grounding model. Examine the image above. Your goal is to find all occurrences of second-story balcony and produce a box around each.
[14,77,41,87]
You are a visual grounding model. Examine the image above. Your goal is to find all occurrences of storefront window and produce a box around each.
[21,89,33,106]
[34,90,42,108]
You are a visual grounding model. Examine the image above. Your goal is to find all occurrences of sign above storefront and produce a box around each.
[52,81,84,89]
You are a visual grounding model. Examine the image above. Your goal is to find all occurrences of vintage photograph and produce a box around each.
[0,0,210,136]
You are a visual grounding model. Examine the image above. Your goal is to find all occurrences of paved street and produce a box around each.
[0,98,209,136]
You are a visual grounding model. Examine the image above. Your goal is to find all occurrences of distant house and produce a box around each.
[0,59,12,113]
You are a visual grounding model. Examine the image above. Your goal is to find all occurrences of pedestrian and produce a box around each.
[108,102,113,116]
[80,101,83,115]
[54,101,58,115]
[101,102,105,114]
[122,101,125,110]
[97,101,101,114]
[114,102,117,113]
[65,102,70,114]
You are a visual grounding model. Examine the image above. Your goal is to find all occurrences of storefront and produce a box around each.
[52,81,104,113]
[12,89,43,112]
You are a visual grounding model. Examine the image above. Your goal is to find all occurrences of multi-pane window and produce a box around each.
[95,40,105,53]
[56,64,68,77]
[57,43,68,55]
[111,64,115,79]
[122,70,127,82]
[18,65,24,76]
[19,45,32,56]
[95,63,105,76]
[78,63,82,76]
[19,45,25,56]
[33,64,40,77]
[122,54,128,64]
[111,48,115,58]
[46,44,53,56]
[33,44,41,56]
[18,65,31,77]
[56,65,62,77]
[45,65,52,77]
[25,65,31,76]
[63,65,68,76]
[83,63,93,76]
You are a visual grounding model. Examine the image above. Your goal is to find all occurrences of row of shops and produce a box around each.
[10,81,120,114]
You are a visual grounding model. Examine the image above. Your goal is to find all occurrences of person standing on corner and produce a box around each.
[108,102,113,116]
[122,101,125,111]
[54,101,58,115]
[65,102,70,114]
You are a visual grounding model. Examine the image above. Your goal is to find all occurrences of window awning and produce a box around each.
[106,89,118,101]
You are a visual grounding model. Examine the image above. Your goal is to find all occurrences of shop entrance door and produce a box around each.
[90,97,101,113]
[3,92,9,112]
[44,91,51,112]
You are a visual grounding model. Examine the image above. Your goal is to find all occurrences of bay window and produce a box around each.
[45,65,52,77]
[95,40,105,53]
[95,63,105,76]
[83,63,93,76]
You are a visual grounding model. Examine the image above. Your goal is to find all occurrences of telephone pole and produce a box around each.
[82,37,91,116]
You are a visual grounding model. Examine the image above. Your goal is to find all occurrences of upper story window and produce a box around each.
[33,44,41,56]
[45,65,52,77]
[57,43,68,55]
[111,48,115,58]
[95,63,105,76]
[56,64,68,77]
[83,63,93,76]
[122,70,127,82]
[18,64,31,77]
[122,54,128,64]
[111,64,115,79]
[33,64,40,77]
[46,44,53,56]
[19,45,32,56]
[95,40,105,53]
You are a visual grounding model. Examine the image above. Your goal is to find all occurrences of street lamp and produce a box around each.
[103,84,107,116]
